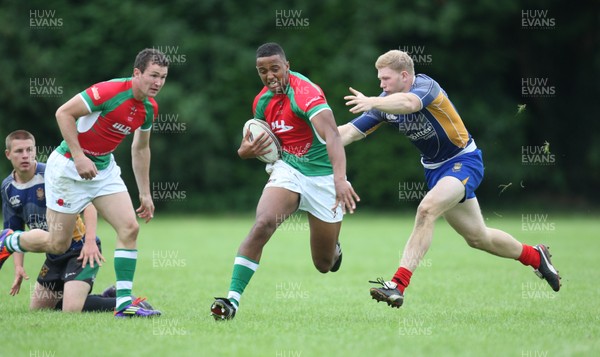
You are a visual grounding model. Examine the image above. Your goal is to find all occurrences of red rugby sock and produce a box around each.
[392,267,412,293]
[518,244,541,269]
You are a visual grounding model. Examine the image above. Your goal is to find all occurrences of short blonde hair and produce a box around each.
[375,50,414,75]
[5,130,35,151]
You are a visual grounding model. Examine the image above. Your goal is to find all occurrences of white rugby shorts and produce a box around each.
[45,151,128,214]
[264,160,343,223]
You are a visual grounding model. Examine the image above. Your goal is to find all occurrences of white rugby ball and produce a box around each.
[242,119,282,163]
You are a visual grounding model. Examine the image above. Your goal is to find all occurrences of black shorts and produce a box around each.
[37,243,101,292]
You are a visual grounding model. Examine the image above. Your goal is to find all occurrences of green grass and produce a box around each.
[1,213,598,356]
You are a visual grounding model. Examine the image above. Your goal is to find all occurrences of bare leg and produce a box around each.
[61,280,92,312]
[214,187,299,314]
[19,209,78,254]
[307,213,341,273]
[237,187,300,262]
[92,192,139,249]
[30,282,62,310]
[444,197,523,258]
[92,192,140,310]
[400,177,465,271]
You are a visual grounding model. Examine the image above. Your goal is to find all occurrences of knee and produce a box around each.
[252,218,278,238]
[465,237,483,249]
[463,230,488,250]
[47,239,71,255]
[415,200,439,223]
[118,220,140,243]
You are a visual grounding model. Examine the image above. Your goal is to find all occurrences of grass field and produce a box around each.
[1,213,598,357]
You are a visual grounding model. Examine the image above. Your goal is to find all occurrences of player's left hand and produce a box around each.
[238,131,274,159]
[344,87,373,114]
[10,266,29,296]
[333,179,360,215]
[137,193,155,223]
[78,241,105,268]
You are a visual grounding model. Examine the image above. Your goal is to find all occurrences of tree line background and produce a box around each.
[1,0,598,214]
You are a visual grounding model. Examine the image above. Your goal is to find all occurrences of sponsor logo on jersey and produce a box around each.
[305,96,321,108]
[111,122,132,135]
[406,124,435,141]
[385,113,399,121]
[39,265,49,278]
[36,187,45,201]
[91,86,101,100]
[128,105,138,122]
[9,195,21,207]
[452,162,462,172]
[271,120,294,133]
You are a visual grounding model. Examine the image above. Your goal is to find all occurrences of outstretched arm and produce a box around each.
[344,87,421,115]
[338,123,365,147]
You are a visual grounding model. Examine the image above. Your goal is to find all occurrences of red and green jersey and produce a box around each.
[56,77,158,170]
[253,71,332,176]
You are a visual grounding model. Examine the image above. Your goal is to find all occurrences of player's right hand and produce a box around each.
[333,179,360,215]
[10,266,29,296]
[74,155,98,180]
[344,87,373,114]
[78,242,105,268]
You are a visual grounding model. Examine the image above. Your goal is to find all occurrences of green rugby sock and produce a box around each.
[227,255,259,309]
[4,231,26,253]
[114,249,137,311]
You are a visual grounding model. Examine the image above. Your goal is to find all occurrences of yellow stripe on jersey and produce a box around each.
[426,92,469,148]
[72,215,86,242]
[365,122,384,136]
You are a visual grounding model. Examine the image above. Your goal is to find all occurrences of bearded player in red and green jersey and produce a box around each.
[0,48,168,318]
[211,43,360,320]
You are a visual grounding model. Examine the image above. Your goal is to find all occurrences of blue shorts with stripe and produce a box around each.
[424,149,484,202]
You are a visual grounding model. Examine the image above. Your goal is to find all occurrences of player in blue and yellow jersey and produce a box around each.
[2,130,113,311]
[211,42,360,320]
[339,50,560,308]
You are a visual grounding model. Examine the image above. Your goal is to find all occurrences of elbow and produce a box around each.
[131,145,150,159]
[409,103,421,113]
[55,107,68,124]
[344,131,364,146]
[340,136,353,146]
